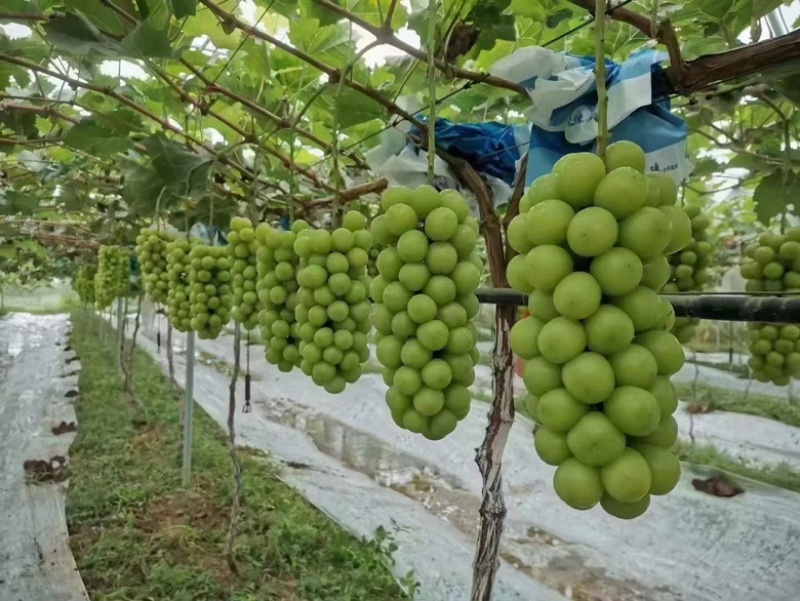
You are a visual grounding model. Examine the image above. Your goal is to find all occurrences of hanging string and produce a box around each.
[154,190,164,351]
[243,330,252,413]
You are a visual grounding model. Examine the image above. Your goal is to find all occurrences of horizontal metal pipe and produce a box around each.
[474,288,800,325]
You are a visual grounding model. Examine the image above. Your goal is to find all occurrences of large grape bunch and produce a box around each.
[506,142,686,520]
[187,244,233,340]
[255,222,305,372]
[740,228,800,385]
[166,238,193,332]
[663,205,713,343]
[228,217,261,330]
[370,185,482,440]
[293,211,374,393]
[135,227,174,305]
[95,245,131,310]
[73,263,97,304]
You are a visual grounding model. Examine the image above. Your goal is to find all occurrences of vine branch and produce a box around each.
[309,0,525,94]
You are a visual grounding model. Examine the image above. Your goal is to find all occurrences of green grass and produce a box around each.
[676,441,800,493]
[67,311,410,601]
[675,381,800,428]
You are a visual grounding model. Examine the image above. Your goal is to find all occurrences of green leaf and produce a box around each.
[64,0,141,35]
[0,189,39,215]
[331,88,385,129]
[181,8,242,49]
[120,159,165,210]
[64,119,133,155]
[339,0,408,29]
[475,39,516,72]
[170,0,197,18]
[0,245,16,261]
[42,11,120,57]
[141,136,214,199]
[689,158,723,177]
[289,18,353,69]
[753,170,799,225]
[120,18,175,59]
[0,109,39,139]
[94,109,144,135]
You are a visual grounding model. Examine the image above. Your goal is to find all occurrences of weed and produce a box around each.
[675,381,800,428]
[676,441,800,494]
[67,310,409,601]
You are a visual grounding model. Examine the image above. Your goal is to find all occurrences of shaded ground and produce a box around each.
[66,310,409,601]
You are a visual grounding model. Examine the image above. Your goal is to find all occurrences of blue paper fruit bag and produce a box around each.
[489,46,692,186]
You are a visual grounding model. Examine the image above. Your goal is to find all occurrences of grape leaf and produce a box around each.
[169,0,197,18]
[753,170,800,225]
[41,12,120,57]
[331,88,386,129]
[0,189,39,215]
[182,9,242,49]
[64,0,141,35]
[120,18,176,59]
[289,19,353,69]
[64,120,133,155]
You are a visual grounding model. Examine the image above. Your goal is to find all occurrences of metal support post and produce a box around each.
[181,331,196,487]
[116,297,124,375]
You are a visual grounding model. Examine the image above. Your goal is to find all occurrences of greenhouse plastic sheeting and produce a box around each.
[0,314,89,601]
[131,310,800,601]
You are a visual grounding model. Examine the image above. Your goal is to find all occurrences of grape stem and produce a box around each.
[594,0,609,159]
[427,0,438,184]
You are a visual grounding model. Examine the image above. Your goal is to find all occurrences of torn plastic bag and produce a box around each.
[365,109,527,211]
[489,46,692,186]
[407,118,530,186]
[190,222,227,246]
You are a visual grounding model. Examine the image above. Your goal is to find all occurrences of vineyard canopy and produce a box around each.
[0,0,799,269]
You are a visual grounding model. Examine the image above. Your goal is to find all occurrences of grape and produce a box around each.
[186,244,233,340]
[227,216,261,331]
[94,245,131,310]
[72,263,97,305]
[135,227,174,305]
[294,211,373,393]
[255,221,307,372]
[662,205,714,343]
[508,145,683,519]
[370,187,482,440]
[166,238,193,332]
[367,239,384,278]
[740,228,800,385]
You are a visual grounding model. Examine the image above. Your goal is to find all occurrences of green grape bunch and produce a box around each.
[166,238,193,332]
[294,211,374,393]
[73,263,97,304]
[663,205,714,343]
[95,245,132,310]
[135,227,174,305]
[506,141,686,520]
[228,217,261,330]
[370,186,482,441]
[187,244,233,340]
[740,228,800,385]
[255,222,305,372]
